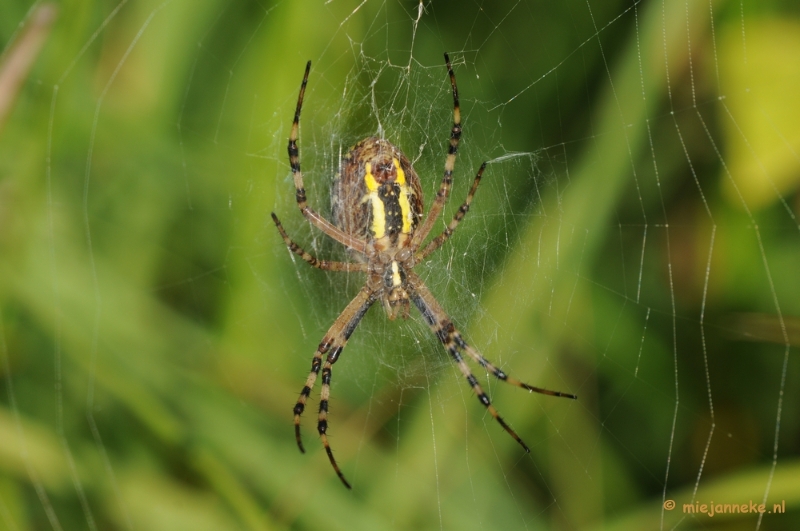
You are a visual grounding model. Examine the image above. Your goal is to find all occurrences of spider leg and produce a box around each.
[271,213,367,272]
[417,162,486,261]
[411,53,462,248]
[287,61,368,254]
[292,286,376,488]
[458,340,577,399]
[318,359,349,488]
[408,272,576,452]
[406,273,531,452]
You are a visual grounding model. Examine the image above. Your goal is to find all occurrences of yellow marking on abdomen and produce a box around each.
[363,163,386,238]
[392,159,414,233]
[393,158,406,184]
[367,193,386,239]
[364,162,379,191]
[398,183,413,234]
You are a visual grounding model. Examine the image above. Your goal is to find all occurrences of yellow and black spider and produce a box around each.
[271,54,577,489]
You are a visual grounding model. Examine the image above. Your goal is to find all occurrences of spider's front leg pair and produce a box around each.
[285,285,375,489]
[408,273,577,453]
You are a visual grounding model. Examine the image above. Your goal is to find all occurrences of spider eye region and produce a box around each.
[364,159,415,239]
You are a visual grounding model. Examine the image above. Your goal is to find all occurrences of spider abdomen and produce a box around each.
[332,137,423,246]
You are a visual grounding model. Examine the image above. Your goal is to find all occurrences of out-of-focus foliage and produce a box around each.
[0,0,798,530]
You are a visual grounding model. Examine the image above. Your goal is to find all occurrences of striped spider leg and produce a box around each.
[287,285,376,489]
[287,61,368,255]
[410,53,462,250]
[271,213,367,273]
[408,272,577,453]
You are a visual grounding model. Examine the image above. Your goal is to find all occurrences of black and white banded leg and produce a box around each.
[292,288,376,488]
[407,272,575,452]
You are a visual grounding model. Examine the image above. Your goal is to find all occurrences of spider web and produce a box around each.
[1,0,798,530]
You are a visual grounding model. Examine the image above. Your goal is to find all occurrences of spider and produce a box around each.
[271,54,577,489]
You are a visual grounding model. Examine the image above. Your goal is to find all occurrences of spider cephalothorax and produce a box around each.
[271,54,577,489]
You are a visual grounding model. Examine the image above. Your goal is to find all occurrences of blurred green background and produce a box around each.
[1,0,799,529]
